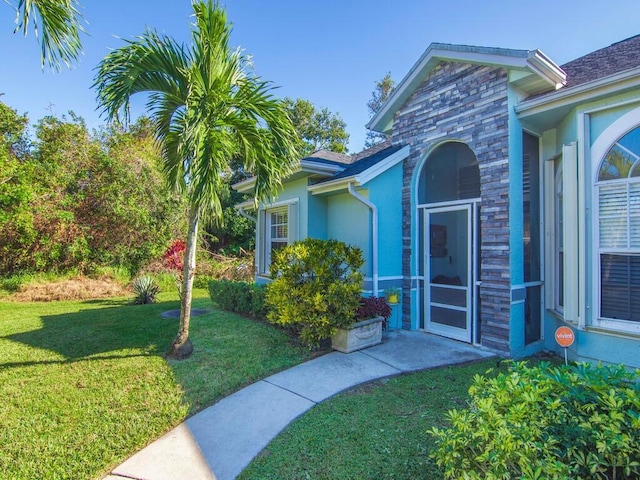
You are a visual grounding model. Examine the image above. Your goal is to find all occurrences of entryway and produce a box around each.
[416,142,481,344]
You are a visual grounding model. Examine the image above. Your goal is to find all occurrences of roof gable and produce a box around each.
[368,42,565,134]
[308,144,409,195]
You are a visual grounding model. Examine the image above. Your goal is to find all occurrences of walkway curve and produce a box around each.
[105,331,495,480]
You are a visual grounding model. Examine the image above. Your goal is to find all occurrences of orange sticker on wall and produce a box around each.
[555,326,575,348]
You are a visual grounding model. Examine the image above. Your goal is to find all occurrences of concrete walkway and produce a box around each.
[105,331,495,480]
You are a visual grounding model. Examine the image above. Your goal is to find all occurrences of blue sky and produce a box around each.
[1,1,639,152]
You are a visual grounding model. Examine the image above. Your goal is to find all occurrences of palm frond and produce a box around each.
[13,0,84,70]
[94,30,190,124]
[94,0,299,223]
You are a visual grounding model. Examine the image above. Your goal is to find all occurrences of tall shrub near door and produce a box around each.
[266,238,364,347]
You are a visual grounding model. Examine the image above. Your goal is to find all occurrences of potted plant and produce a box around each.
[385,286,401,304]
[331,296,392,353]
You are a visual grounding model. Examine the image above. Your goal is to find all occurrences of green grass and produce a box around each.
[240,359,505,480]
[0,289,311,480]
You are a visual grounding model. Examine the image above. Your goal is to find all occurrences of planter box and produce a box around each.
[331,316,383,353]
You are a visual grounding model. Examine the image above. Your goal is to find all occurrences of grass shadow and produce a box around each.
[3,299,187,363]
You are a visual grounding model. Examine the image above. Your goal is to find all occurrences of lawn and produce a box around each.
[240,359,504,480]
[0,289,311,480]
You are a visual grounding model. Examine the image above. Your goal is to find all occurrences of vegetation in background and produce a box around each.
[0,104,184,277]
[430,361,640,479]
[95,0,299,359]
[240,359,502,480]
[283,97,350,156]
[266,238,364,347]
[365,72,396,148]
[0,290,310,480]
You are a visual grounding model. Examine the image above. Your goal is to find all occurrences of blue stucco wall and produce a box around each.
[539,92,640,368]
[545,316,640,369]
[326,192,371,275]
[508,87,528,356]
[367,162,404,286]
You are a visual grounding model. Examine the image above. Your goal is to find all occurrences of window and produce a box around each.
[259,201,298,275]
[596,126,640,325]
[523,132,542,345]
[266,207,288,267]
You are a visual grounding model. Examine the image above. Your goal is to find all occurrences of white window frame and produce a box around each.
[258,198,298,276]
[265,207,288,270]
[591,108,640,335]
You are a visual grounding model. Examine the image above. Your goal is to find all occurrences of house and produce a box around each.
[234,35,640,367]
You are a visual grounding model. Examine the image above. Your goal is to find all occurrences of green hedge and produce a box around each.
[208,279,267,319]
[430,361,640,479]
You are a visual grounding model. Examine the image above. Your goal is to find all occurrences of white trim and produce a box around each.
[299,159,345,174]
[365,275,404,281]
[348,182,379,296]
[417,197,482,210]
[232,176,257,194]
[578,115,588,329]
[234,199,256,211]
[358,145,411,184]
[516,67,640,119]
[258,199,300,275]
[232,160,345,193]
[591,106,640,333]
[307,176,357,195]
[369,43,565,133]
[262,197,299,209]
[562,142,579,325]
[423,203,473,343]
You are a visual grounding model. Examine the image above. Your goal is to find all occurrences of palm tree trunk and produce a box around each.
[167,205,199,359]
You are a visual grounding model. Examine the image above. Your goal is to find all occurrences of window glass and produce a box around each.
[264,207,288,273]
[418,143,479,204]
[597,125,640,323]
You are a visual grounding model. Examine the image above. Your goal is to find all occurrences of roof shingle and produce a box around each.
[561,34,640,88]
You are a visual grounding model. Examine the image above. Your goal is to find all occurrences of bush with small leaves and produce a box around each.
[266,238,364,347]
[429,361,640,480]
[208,280,267,319]
[132,275,160,304]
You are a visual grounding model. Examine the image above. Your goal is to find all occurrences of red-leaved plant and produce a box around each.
[163,239,186,298]
[356,296,392,329]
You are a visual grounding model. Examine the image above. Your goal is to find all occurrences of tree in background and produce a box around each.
[95,0,299,359]
[7,0,84,69]
[364,72,396,148]
[0,102,34,272]
[0,104,183,275]
[283,97,349,156]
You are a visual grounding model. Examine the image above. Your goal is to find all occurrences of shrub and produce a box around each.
[132,275,160,304]
[208,280,267,318]
[356,296,392,328]
[429,361,640,480]
[266,238,364,347]
[163,239,186,298]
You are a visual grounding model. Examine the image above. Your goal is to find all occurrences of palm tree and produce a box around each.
[9,0,83,69]
[94,0,299,359]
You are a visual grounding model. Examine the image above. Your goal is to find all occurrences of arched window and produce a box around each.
[596,125,640,323]
[418,142,480,204]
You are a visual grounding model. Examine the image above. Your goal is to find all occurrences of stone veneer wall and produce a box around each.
[392,61,511,354]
